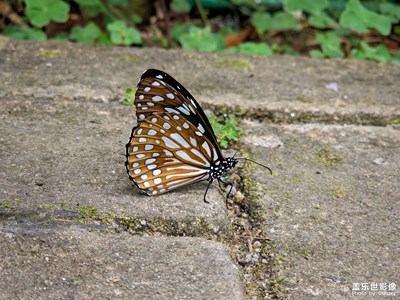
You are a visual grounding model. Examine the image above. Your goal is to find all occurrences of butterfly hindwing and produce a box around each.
[126,113,219,195]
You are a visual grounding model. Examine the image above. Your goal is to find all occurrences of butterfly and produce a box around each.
[125,69,271,202]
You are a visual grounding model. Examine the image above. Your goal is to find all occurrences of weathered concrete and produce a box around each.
[0,40,398,124]
[0,39,399,299]
[0,97,228,236]
[0,221,244,299]
[242,121,400,299]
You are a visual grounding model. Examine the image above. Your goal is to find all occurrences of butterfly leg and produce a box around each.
[203,179,214,203]
[218,178,233,208]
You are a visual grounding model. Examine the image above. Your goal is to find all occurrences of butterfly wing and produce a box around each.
[134,69,223,160]
[126,113,220,195]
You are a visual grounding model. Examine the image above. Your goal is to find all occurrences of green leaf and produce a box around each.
[69,22,101,45]
[108,0,129,7]
[351,42,392,63]
[339,0,391,35]
[310,50,325,58]
[379,2,400,23]
[74,0,99,5]
[171,0,192,13]
[251,12,272,34]
[171,23,190,41]
[96,32,113,46]
[4,25,47,40]
[315,31,344,58]
[208,115,240,149]
[106,21,142,45]
[75,0,104,18]
[309,11,336,28]
[178,26,225,52]
[25,0,70,28]
[270,12,301,31]
[238,42,273,57]
[120,88,135,106]
[283,0,329,14]
[53,33,69,40]
[252,11,300,34]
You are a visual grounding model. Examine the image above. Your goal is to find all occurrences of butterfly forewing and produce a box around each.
[126,113,219,195]
[134,69,222,160]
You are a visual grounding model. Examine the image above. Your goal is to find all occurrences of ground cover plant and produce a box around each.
[1,0,398,63]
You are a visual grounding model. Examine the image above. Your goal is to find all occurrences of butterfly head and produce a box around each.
[210,157,238,179]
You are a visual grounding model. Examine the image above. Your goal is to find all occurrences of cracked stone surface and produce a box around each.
[0,39,399,299]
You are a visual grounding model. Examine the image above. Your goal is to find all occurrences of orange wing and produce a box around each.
[126,113,219,195]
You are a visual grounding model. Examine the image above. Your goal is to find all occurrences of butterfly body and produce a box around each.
[125,69,237,199]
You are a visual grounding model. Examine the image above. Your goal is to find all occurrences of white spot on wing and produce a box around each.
[197,124,205,133]
[152,81,160,86]
[141,174,148,180]
[190,148,210,166]
[202,141,211,158]
[163,149,173,156]
[147,164,157,170]
[144,87,151,92]
[143,181,150,187]
[132,146,138,152]
[163,122,171,130]
[154,178,162,185]
[139,114,145,120]
[156,75,163,79]
[212,147,218,161]
[165,107,180,114]
[151,117,157,123]
[153,169,161,176]
[166,93,175,99]
[152,96,164,102]
[170,133,190,147]
[190,137,197,147]
[132,162,139,168]
[182,122,189,129]
[176,150,204,166]
[136,154,145,159]
[145,145,154,151]
[145,158,156,164]
[161,137,180,149]
[139,137,146,143]
[148,129,157,136]
[177,106,190,115]
[134,169,141,174]
[137,128,143,135]
[139,95,144,100]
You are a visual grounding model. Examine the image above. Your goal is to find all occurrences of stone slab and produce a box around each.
[0,40,399,123]
[0,97,229,235]
[0,222,245,299]
[242,120,399,299]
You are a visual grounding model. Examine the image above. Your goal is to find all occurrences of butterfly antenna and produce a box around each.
[236,157,273,175]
